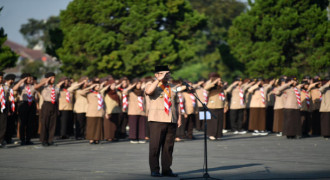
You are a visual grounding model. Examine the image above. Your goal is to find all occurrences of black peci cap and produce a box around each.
[155,66,170,73]
[45,72,55,78]
[4,74,16,81]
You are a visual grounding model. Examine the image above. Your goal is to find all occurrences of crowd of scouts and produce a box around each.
[0,71,329,148]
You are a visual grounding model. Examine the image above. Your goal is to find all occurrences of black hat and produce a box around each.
[303,75,311,80]
[257,77,264,81]
[0,72,4,77]
[45,72,55,78]
[21,73,32,79]
[155,66,170,73]
[4,74,16,81]
[313,76,321,82]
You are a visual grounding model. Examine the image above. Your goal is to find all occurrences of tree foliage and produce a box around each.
[0,8,18,71]
[228,0,330,78]
[189,0,246,81]
[58,0,207,79]
[20,16,63,58]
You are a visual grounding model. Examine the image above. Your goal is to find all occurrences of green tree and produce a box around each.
[20,16,63,58]
[228,0,330,78]
[189,0,246,81]
[57,0,207,79]
[0,8,18,71]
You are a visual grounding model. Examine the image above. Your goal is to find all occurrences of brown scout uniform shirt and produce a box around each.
[226,83,252,109]
[127,91,146,116]
[277,84,300,110]
[273,87,284,110]
[182,92,198,115]
[310,88,322,111]
[40,85,59,103]
[18,84,37,102]
[319,83,330,112]
[248,84,272,108]
[146,82,179,123]
[204,80,226,109]
[104,92,122,115]
[85,91,104,118]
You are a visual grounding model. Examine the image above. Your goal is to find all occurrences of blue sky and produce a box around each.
[0,0,72,46]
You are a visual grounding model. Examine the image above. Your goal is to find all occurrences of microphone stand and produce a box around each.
[181,84,221,180]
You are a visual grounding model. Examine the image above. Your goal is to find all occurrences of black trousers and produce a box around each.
[311,110,321,135]
[230,109,244,131]
[149,122,177,173]
[59,110,73,137]
[128,115,146,140]
[119,112,128,138]
[301,111,311,136]
[184,114,195,139]
[40,102,58,143]
[18,101,36,142]
[0,112,7,143]
[5,112,16,143]
[74,113,86,139]
[266,106,274,132]
[207,108,224,138]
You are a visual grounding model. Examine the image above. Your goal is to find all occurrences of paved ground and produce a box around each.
[0,131,330,180]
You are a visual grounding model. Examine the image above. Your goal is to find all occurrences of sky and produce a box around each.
[0,0,73,46]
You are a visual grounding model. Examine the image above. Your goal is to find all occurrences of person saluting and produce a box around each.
[145,66,182,177]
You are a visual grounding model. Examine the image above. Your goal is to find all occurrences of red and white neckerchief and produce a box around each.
[190,93,196,107]
[122,94,128,111]
[26,85,32,106]
[260,87,265,105]
[301,90,310,109]
[178,93,185,113]
[239,87,244,105]
[51,86,56,104]
[0,86,6,113]
[294,87,301,108]
[203,89,208,104]
[219,92,225,101]
[63,89,70,103]
[138,96,144,111]
[159,83,172,115]
[9,89,15,112]
[93,91,103,110]
[319,91,322,101]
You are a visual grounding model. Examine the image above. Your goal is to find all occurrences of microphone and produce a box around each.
[182,81,194,90]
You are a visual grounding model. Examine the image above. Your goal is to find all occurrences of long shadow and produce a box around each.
[178,163,262,175]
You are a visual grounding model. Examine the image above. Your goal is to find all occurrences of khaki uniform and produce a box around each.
[146,82,179,174]
[319,83,330,136]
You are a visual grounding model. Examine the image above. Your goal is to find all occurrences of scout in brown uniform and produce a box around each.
[204,73,226,140]
[226,77,254,134]
[272,78,286,136]
[4,74,16,144]
[0,72,7,147]
[181,81,198,139]
[300,80,312,137]
[57,77,76,139]
[83,80,107,144]
[276,77,302,139]
[145,66,181,177]
[103,80,122,142]
[13,73,38,145]
[72,77,89,139]
[118,77,130,139]
[319,78,330,138]
[194,80,207,131]
[36,72,60,146]
[309,76,322,136]
[123,78,147,143]
[248,78,274,136]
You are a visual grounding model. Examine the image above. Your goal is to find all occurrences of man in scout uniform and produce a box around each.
[145,65,182,177]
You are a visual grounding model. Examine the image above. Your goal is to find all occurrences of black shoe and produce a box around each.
[42,142,49,147]
[48,142,57,146]
[162,170,178,177]
[151,172,162,177]
[25,141,34,145]
[20,141,26,146]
